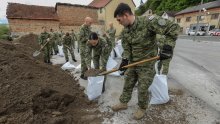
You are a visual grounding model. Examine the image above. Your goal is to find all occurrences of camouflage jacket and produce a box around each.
[78,24,92,48]
[38,32,50,45]
[49,32,57,42]
[62,35,74,47]
[71,32,77,41]
[85,37,109,68]
[120,16,179,64]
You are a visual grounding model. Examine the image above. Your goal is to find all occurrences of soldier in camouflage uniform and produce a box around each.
[85,32,110,71]
[71,29,77,49]
[49,29,59,55]
[78,17,93,80]
[38,27,51,64]
[62,32,77,62]
[106,22,116,48]
[105,22,116,57]
[111,3,180,120]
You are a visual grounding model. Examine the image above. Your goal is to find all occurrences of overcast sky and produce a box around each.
[0,0,147,20]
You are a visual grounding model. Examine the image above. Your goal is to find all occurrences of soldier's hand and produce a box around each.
[119,58,128,71]
[159,45,173,60]
[46,38,50,42]
[87,66,91,70]
[99,66,106,72]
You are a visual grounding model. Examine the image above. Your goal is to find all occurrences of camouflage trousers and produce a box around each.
[51,41,59,54]
[43,45,51,62]
[120,63,155,109]
[63,46,75,62]
[80,47,87,75]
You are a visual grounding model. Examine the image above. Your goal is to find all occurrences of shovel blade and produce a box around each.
[33,51,41,57]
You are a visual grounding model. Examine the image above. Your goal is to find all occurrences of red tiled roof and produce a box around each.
[89,0,136,8]
[6,3,58,20]
[88,0,111,8]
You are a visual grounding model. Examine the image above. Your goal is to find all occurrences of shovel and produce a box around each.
[33,39,50,57]
[85,56,160,77]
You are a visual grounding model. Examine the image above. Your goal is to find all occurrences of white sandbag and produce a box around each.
[110,49,115,58]
[57,45,64,57]
[117,42,124,55]
[75,64,81,73]
[106,57,120,76]
[87,76,104,100]
[76,64,81,69]
[61,62,76,70]
[148,74,169,104]
[114,46,122,58]
[148,61,169,104]
[91,60,95,68]
[114,40,124,58]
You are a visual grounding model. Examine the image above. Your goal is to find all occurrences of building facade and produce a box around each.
[175,0,220,34]
[7,3,100,35]
[7,3,60,35]
[162,11,176,22]
[89,0,136,36]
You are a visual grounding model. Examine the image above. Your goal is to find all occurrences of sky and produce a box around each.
[0,0,147,22]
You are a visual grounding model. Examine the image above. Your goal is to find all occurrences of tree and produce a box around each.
[135,0,217,16]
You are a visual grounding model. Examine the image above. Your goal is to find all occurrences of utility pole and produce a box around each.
[193,0,204,41]
[217,13,220,29]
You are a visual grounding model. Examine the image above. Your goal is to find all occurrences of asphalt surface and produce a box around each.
[179,35,220,42]
[51,38,220,123]
[169,36,220,112]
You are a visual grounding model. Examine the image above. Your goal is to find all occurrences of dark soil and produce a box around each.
[84,69,103,77]
[0,35,103,124]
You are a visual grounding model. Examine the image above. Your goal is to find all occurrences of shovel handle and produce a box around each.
[39,39,50,51]
[99,56,160,75]
[122,56,160,68]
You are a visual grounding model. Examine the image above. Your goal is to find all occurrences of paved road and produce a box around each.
[169,37,220,111]
[179,35,220,42]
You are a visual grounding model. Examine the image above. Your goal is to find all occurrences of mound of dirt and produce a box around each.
[0,36,103,124]
[14,33,44,61]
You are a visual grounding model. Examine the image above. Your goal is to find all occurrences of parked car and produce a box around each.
[188,30,206,36]
[208,29,220,36]
[215,30,220,36]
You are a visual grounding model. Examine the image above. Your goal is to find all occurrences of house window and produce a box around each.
[211,13,219,20]
[197,15,204,21]
[100,8,102,13]
[177,18,181,23]
[186,17,191,22]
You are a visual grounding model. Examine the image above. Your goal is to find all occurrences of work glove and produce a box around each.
[119,58,128,71]
[159,45,173,60]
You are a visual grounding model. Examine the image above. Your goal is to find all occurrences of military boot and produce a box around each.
[111,103,127,111]
[133,108,146,120]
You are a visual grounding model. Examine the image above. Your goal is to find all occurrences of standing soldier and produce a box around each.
[106,22,116,49]
[50,29,59,55]
[78,17,93,80]
[38,26,51,64]
[111,3,180,120]
[71,29,77,49]
[62,32,77,62]
[85,32,109,71]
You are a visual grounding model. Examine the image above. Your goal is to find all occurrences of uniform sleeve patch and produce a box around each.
[148,15,155,20]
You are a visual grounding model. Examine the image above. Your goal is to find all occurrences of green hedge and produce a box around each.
[0,24,10,40]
